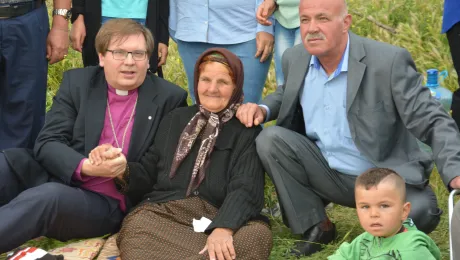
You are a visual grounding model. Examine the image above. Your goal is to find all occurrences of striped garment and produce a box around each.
[6,247,63,260]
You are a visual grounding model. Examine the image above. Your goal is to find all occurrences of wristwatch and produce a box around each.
[52,9,72,21]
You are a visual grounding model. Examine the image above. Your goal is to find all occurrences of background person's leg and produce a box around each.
[0,182,123,253]
[175,40,209,104]
[227,39,271,104]
[0,5,48,150]
[447,22,460,87]
[274,23,299,87]
[405,184,442,234]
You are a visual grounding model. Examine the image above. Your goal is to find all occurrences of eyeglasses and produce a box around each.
[106,49,148,61]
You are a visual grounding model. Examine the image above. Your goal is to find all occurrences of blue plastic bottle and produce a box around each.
[418,69,453,154]
[426,69,452,112]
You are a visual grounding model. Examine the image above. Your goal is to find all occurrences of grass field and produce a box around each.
[2,0,458,259]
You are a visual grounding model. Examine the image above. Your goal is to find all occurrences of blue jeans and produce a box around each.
[101,16,146,25]
[0,4,49,149]
[274,22,301,87]
[176,39,271,104]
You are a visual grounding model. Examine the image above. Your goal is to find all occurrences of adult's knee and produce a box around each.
[256,126,287,157]
[20,183,70,210]
[408,189,442,234]
[0,153,23,205]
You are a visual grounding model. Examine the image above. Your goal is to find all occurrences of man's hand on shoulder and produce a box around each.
[450,176,460,189]
[236,103,267,128]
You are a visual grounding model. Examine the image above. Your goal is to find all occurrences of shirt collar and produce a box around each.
[309,33,350,77]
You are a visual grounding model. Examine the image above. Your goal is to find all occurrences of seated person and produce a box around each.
[0,18,187,253]
[109,48,273,260]
[328,168,441,260]
[237,0,460,256]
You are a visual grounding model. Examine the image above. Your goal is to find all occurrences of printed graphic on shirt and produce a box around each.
[359,239,402,260]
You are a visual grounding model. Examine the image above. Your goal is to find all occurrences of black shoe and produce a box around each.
[290,222,337,257]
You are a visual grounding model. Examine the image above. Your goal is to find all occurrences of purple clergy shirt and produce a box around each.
[72,84,139,212]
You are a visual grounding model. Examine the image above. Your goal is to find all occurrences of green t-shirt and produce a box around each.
[328,219,441,260]
[274,0,300,29]
[101,0,148,19]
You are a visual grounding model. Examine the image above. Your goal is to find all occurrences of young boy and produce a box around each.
[328,168,441,260]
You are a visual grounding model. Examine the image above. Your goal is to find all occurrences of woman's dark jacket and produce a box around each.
[71,0,169,73]
[125,106,266,232]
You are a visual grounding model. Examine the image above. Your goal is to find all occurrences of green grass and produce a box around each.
[2,0,457,259]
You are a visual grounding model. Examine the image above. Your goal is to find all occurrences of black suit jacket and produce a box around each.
[3,66,187,207]
[71,0,169,72]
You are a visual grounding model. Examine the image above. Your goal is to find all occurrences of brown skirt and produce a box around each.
[117,196,273,260]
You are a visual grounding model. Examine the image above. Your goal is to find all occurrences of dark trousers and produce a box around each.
[0,153,124,253]
[447,22,460,88]
[448,22,460,129]
[0,5,48,150]
[256,126,441,235]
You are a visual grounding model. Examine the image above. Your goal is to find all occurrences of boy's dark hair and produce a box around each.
[355,168,406,201]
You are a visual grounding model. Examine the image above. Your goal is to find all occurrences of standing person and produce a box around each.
[70,0,169,75]
[257,0,301,87]
[237,0,460,256]
[0,0,71,150]
[442,0,460,129]
[171,0,274,104]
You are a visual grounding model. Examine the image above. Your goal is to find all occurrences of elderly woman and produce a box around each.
[113,48,272,259]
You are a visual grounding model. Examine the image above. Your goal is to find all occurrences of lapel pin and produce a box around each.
[148,116,152,120]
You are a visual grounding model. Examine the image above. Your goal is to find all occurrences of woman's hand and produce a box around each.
[256,0,277,26]
[199,228,236,260]
[70,14,86,52]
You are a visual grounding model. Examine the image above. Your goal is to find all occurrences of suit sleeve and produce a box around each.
[71,0,85,23]
[390,48,460,187]
[118,97,185,206]
[205,128,265,232]
[261,46,293,121]
[158,0,170,45]
[34,72,86,184]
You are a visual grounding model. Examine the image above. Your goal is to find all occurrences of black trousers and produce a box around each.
[447,22,460,88]
[448,22,460,129]
[0,153,124,253]
[256,126,442,235]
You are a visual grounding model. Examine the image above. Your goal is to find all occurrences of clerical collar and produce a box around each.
[107,84,137,96]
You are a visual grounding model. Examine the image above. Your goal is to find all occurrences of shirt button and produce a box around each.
[204,21,208,24]
[194,190,199,196]
[204,4,207,6]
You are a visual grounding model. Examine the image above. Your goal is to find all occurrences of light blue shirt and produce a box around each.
[102,0,149,20]
[300,37,375,175]
[170,0,274,44]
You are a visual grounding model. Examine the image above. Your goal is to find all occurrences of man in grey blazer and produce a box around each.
[237,0,460,257]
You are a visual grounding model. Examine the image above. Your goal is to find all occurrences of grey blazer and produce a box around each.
[262,32,460,188]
